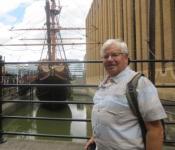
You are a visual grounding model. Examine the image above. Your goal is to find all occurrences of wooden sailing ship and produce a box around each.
[35,0,71,109]
[3,0,87,108]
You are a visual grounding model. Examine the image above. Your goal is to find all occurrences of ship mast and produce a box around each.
[45,0,51,61]
[45,0,61,61]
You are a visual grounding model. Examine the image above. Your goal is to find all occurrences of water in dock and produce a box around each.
[2,91,93,142]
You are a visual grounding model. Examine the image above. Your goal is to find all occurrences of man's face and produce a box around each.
[102,44,128,77]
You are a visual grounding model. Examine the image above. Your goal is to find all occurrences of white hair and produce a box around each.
[100,39,128,56]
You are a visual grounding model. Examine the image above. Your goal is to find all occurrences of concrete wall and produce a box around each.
[85,0,175,99]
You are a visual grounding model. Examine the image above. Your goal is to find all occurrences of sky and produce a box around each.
[0,0,93,62]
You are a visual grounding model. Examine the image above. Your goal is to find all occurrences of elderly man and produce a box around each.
[84,39,167,150]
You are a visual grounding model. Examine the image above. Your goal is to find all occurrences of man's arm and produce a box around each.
[145,120,164,150]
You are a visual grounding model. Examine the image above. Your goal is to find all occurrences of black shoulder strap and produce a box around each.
[126,73,147,149]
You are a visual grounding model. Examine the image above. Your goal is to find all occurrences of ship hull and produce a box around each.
[36,63,71,109]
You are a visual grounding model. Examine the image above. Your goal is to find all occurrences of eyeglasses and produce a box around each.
[102,52,126,59]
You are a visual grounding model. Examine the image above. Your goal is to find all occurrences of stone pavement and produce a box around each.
[0,139,85,150]
[0,138,174,150]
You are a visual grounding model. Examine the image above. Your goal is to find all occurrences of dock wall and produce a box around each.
[85,0,175,100]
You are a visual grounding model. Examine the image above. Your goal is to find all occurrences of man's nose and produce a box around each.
[107,55,113,60]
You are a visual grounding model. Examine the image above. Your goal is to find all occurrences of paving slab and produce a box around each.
[0,139,85,150]
[0,138,174,150]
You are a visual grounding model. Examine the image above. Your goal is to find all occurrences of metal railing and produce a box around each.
[1,58,175,144]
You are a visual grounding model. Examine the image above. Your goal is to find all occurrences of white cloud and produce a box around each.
[0,0,93,62]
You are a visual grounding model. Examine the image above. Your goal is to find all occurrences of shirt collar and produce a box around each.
[99,66,130,88]
[110,66,130,83]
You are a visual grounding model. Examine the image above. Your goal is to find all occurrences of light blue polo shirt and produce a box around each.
[92,67,167,150]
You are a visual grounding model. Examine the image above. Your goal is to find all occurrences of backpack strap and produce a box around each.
[126,73,147,149]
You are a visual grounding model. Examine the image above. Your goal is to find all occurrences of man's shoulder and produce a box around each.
[137,74,156,91]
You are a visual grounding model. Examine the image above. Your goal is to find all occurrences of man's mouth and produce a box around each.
[106,65,116,70]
